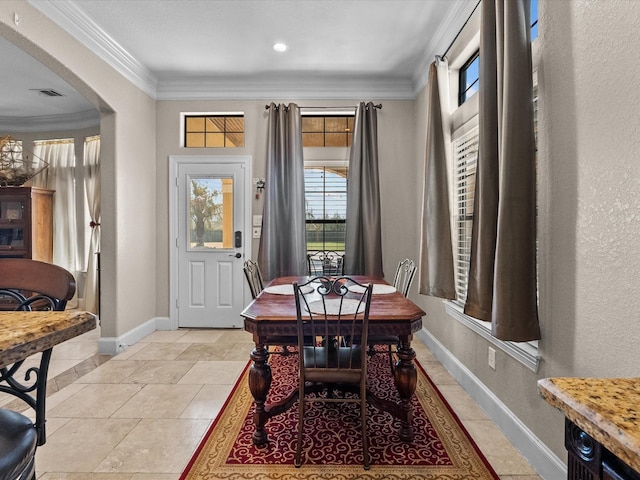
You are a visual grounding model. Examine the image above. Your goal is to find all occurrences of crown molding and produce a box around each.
[0,109,100,133]
[27,0,158,98]
[411,0,479,97]
[27,0,476,102]
[156,74,417,101]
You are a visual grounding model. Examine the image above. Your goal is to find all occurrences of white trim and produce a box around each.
[156,75,416,101]
[98,317,158,355]
[416,328,566,480]
[168,155,253,330]
[27,0,158,98]
[411,0,480,96]
[27,0,480,101]
[444,301,541,372]
[300,109,355,116]
[178,112,245,148]
[303,148,350,164]
[0,109,100,132]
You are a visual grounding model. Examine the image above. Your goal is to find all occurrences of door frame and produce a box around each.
[168,155,252,330]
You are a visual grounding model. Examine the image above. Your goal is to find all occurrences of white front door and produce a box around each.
[175,161,246,328]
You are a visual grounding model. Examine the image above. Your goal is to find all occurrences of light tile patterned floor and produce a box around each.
[7,326,543,479]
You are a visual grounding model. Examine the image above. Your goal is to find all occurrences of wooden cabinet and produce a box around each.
[566,419,640,480]
[0,187,54,262]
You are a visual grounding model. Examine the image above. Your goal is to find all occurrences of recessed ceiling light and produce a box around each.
[273,43,287,53]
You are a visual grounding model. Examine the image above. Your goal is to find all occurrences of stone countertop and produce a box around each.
[0,310,96,368]
[538,377,640,474]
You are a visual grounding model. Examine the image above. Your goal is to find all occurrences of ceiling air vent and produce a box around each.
[31,88,64,97]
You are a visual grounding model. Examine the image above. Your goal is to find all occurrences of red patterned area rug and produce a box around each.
[180,350,499,479]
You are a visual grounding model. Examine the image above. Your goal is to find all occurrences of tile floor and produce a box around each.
[4,325,543,479]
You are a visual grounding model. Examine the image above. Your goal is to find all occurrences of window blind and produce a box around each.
[304,166,347,252]
[453,126,479,304]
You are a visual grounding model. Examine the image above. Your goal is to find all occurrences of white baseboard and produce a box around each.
[98,317,170,355]
[416,328,567,480]
[155,316,173,331]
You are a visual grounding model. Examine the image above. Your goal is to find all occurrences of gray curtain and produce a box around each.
[419,60,456,299]
[257,103,307,281]
[465,0,540,341]
[344,102,384,277]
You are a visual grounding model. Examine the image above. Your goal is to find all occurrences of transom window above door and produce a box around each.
[183,114,245,148]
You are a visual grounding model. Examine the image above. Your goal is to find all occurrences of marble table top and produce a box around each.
[0,310,96,368]
[538,377,640,473]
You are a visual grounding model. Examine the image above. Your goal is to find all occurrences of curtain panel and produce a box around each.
[258,103,307,281]
[465,0,540,341]
[32,139,79,279]
[344,102,384,277]
[83,135,101,314]
[419,60,456,299]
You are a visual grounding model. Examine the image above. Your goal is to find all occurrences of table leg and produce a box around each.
[248,343,271,446]
[394,335,417,442]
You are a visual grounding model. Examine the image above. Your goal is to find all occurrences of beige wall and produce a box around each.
[155,99,419,316]
[0,1,157,339]
[412,0,640,461]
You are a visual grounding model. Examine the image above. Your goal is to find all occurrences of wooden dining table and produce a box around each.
[241,275,426,446]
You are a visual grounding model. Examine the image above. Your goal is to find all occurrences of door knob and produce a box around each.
[229,252,242,258]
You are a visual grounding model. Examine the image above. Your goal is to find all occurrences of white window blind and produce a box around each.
[453,126,479,304]
[304,165,347,252]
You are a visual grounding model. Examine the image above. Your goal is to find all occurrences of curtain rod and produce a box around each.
[438,0,481,60]
[264,104,382,110]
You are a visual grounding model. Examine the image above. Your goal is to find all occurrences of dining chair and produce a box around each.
[368,258,417,371]
[306,250,345,276]
[243,259,296,355]
[243,259,264,299]
[0,258,76,480]
[392,258,417,297]
[293,276,373,469]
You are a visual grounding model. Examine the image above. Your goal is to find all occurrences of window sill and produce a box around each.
[444,301,541,373]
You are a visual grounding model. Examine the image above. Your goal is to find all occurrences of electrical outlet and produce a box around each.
[488,347,496,370]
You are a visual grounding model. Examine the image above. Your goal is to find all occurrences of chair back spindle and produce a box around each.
[243,259,264,299]
[306,251,345,276]
[392,258,417,297]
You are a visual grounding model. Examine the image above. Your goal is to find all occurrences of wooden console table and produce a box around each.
[539,377,640,479]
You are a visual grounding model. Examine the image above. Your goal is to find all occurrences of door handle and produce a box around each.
[229,252,242,258]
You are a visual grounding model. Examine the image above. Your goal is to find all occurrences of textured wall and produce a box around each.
[538,0,640,377]
[413,0,640,464]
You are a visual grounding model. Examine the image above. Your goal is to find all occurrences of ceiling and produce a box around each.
[1,0,475,130]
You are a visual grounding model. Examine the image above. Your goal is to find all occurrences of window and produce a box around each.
[452,0,540,306]
[452,127,479,304]
[302,116,354,147]
[184,114,244,148]
[443,0,542,370]
[302,111,353,253]
[458,51,479,106]
[457,2,537,107]
[304,164,347,252]
[531,0,538,41]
